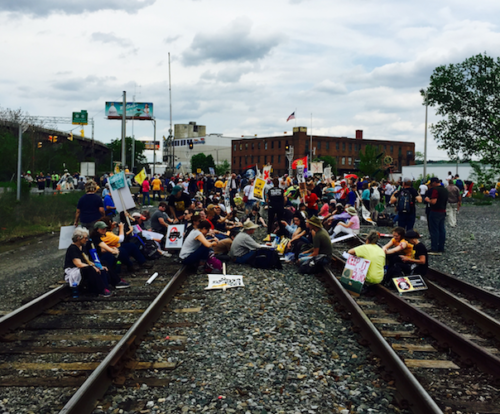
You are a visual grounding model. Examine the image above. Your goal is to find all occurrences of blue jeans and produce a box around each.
[429,211,446,252]
[235,250,256,264]
[397,213,415,231]
[182,245,211,265]
[142,191,150,205]
[119,242,146,266]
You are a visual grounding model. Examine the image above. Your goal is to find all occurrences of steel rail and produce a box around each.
[0,284,70,337]
[322,266,443,414]
[375,284,500,378]
[425,279,500,342]
[59,265,190,414]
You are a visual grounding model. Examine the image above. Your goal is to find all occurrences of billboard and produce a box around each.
[144,141,160,150]
[105,102,153,120]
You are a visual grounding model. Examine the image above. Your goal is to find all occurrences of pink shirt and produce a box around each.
[349,215,360,230]
[142,180,150,192]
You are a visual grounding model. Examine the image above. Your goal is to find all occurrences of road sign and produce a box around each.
[72,110,88,125]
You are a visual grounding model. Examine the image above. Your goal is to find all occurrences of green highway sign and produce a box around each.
[72,110,88,125]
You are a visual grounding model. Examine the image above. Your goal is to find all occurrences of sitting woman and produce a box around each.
[331,207,360,239]
[64,227,112,297]
[282,214,310,258]
[384,230,427,285]
[383,227,413,279]
[348,230,385,287]
[324,204,350,232]
[91,219,153,273]
[245,204,266,227]
[179,220,218,269]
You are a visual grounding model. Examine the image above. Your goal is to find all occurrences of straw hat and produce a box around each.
[346,207,357,216]
[242,221,259,231]
[306,216,323,228]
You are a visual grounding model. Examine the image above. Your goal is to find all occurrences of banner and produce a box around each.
[109,172,126,191]
[340,254,371,295]
[310,162,323,174]
[253,178,266,199]
[135,168,146,185]
[166,224,185,249]
[296,165,305,183]
[105,102,153,120]
[323,167,332,184]
[205,275,244,290]
[263,165,272,180]
[292,156,307,170]
[393,276,427,293]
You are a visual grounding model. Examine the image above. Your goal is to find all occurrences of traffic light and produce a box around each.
[48,135,53,142]
[53,136,58,143]
[37,141,42,148]
[68,132,73,141]
[188,141,194,150]
[285,145,290,151]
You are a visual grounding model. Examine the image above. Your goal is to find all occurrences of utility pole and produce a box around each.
[131,94,136,171]
[168,52,174,174]
[153,118,156,177]
[121,91,127,171]
[422,89,428,179]
[17,122,29,201]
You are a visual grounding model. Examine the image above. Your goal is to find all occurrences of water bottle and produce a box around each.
[71,282,79,298]
[89,243,104,270]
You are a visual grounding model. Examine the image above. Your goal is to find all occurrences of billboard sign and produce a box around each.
[72,110,88,125]
[105,102,153,120]
[144,141,160,150]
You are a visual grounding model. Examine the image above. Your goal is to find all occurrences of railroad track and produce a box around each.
[322,235,500,413]
[0,262,191,413]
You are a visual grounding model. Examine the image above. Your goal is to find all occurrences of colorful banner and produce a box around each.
[109,172,126,191]
[292,156,307,170]
[263,165,272,180]
[253,178,266,199]
[340,254,371,295]
[105,102,153,120]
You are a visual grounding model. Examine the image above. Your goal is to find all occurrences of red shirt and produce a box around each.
[305,193,318,210]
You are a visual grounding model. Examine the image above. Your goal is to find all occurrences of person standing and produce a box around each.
[52,171,59,190]
[445,179,461,228]
[266,177,286,235]
[142,176,151,206]
[390,177,422,231]
[74,180,105,229]
[37,172,46,192]
[151,175,162,202]
[227,173,239,207]
[425,177,449,253]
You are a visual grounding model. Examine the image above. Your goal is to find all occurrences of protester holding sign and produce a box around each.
[348,231,385,285]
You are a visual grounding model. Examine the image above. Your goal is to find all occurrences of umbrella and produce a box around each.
[344,174,358,179]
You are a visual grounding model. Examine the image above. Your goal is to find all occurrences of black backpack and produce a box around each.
[250,248,282,270]
[456,179,464,191]
[398,188,413,214]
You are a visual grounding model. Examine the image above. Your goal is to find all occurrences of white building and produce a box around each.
[401,163,493,182]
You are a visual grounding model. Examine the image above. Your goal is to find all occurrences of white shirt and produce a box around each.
[384,183,395,196]
[419,184,428,196]
[244,184,255,201]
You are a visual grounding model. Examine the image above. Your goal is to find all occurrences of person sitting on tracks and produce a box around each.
[179,220,219,270]
[348,230,385,286]
[229,221,262,264]
[64,227,112,297]
[91,219,153,273]
[323,204,350,233]
[331,207,360,240]
[298,216,332,264]
[383,230,428,286]
[382,227,413,278]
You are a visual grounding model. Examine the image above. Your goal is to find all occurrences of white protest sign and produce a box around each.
[323,167,332,183]
[109,183,135,213]
[59,225,76,250]
[310,162,323,174]
[205,275,244,290]
[166,224,185,249]
[142,230,165,241]
[296,165,305,183]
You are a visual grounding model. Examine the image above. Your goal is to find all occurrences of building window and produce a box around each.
[233,144,236,151]
[265,142,268,150]
[252,143,254,150]
[233,157,236,165]
[264,155,267,164]
[278,155,281,163]
[342,157,345,165]
[336,142,339,150]
[348,157,352,165]
[390,145,393,152]
[384,145,387,151]
[271,155,274,163]
[245,143,248,150]
[258,142,261,150]
[342,143,346,151]
[258,156,260,163]
[349,143,352,151]
[399,147,402,155]
[251,155,254,163]
[239,156,241,166]
[240,144,242,151]
[326,142,329,150]
[271,141,274,149]
[278,141,281,149]
[318,141,321,150]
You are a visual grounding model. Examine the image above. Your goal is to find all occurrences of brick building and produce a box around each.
[231,127,415,176]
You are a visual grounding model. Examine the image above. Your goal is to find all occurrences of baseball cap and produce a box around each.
[430,177,439,183]
[171,185,182,195]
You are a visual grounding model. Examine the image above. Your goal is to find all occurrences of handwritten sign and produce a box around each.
[205,275,244,290]
[166,224,185,249]
[253,178,266,199]
[109,171,126,191]
[393,275,427,294]
[310,162,323,174]
[340,254,371,295]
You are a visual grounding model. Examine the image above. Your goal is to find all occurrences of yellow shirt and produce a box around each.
[215,180,224,188]
[101,232,120,248]
[152,178,162,191]
[353,244,385,284]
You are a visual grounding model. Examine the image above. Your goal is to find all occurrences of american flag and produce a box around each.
[286,112,295,122]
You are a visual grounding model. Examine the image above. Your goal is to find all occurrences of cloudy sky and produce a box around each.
[2,0,500,162]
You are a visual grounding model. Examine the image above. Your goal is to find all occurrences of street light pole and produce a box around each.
[17,122,28,201]
[422,89,428,179]
[153,118,156,177]
[121,91,127,171]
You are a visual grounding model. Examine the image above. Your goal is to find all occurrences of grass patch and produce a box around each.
[0,191,81,242]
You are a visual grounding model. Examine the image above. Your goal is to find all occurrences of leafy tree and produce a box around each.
[107,137,147,170]
[314,155,337,175]
[415,151,424,163]
[424,53,500,164]
[191,153,215,174]
[358,144,384,179]
[215,160,231,176]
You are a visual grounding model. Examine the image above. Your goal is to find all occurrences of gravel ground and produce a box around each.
[0,201,499,414]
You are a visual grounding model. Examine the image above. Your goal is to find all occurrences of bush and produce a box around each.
[0,191,81,241]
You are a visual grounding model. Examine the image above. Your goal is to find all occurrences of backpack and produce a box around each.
[250,248,283,270]
[298,254,329,274]
[398,188,413,214]
[143,240,161,260]
[370,187,380,201]
[456,179,464,191]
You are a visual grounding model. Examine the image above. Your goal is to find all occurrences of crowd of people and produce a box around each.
[65,167,480,297]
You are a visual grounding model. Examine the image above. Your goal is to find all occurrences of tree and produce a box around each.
[191,153,215,174]
[215,160,231,176]
[415,151,424,164]
[315,155,337,175]
[107,137,147,170]
[358,144,384,179]
[424,53,500,165]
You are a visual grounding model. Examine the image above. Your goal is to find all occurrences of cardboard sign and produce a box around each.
[393,275,428,293]
[205,275,244,290]
[59,225,76,250]
[310,162,323,174]
[297,165,305,183]
[166,224,185,249]
[109,172,126,191]
[323,167,332,183]
[109,183,135,213]
[340,254,371,295]
[299,182,307,200]
[253,178,266,199]
[209,167,215,175]
[263,165,272,180]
